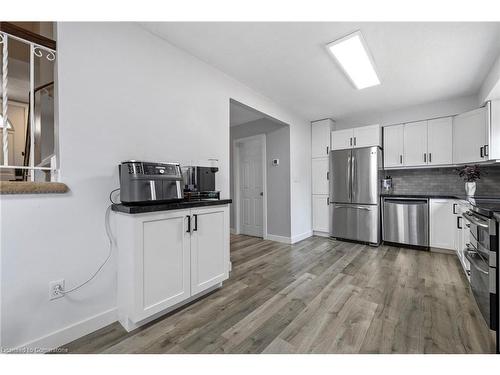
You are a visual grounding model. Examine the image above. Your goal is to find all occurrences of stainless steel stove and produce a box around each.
[463,197,499,353]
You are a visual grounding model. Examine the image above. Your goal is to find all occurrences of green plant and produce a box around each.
[456,165,482,182]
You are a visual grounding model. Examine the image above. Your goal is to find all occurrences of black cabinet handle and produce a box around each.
[350,138,352,146]
[424,153,426,163]
[484,144,489,157]
[193,214,198,231]
[400,155,403,164]
[453,203,457,214]
[326,146,329,155]
[186,215,191,233]
[429,153,432,163]
[354,137,356,146]
[327,171,329,180]
[480,146,484,158]
[327,197,330,205]
[457,216,462,229]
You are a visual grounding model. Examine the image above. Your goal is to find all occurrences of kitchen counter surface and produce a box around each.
[380,193,500,201]
[112,199,232,214]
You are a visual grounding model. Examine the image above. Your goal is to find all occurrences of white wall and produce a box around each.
[0,22,311,349]
[333,95,479,130]
[479,53,500,104]
[230,119,291,238]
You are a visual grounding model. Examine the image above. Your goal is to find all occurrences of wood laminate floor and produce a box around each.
[62,235,496,354]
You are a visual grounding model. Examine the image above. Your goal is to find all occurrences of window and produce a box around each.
[0,22,57,182]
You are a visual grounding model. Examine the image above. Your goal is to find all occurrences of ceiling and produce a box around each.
[230,101,265,126]
[142,22,500,122]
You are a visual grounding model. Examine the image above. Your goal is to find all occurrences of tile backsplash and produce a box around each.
[385,165,500,196]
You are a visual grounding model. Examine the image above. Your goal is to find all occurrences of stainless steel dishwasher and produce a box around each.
[382,197,429,247]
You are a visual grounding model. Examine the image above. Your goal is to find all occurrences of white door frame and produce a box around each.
[233,134,267,239]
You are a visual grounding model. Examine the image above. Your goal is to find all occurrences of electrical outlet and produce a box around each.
[49,279,65,300]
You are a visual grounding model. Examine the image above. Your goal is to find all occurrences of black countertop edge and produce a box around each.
[380,193,500,200]
[112,199,232,214]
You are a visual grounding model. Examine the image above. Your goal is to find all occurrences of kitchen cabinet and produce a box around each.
[312,195,329,233]
[453,200,471,278]
[353,124,381,148]
[403,121,428,167]
[427,117,453,165]
[453,107,488,164]
[331,128,353,150]
[429,199,456,250]
[331,124,381,151]
[383,124,404,167]
[311,119,333,158]
[312,158,329,195]
[190,206,229,295]
[488,100,500,160]
[115,204,230,331]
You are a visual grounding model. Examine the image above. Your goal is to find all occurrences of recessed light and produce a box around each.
[326,31,380,90]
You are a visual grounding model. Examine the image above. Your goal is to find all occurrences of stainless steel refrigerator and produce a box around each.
[329,146,382,245]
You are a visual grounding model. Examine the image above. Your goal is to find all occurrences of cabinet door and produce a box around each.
[404,121,428,166]
[312,158,329,195]
[331,128,353,150]
[429,199,456,250]
[312,195,329,233]
[383,125,404,168]
[352,124,381,148]
[453,107,488,164]
[190,206,229,295]
[135,211,191,321]
[427,117,452,166]
[311,120,332,158]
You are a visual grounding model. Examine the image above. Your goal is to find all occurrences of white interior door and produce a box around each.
[238,136,264,237]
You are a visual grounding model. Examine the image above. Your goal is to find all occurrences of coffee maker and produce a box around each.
[181,166,220,200]
[119,161,183,205]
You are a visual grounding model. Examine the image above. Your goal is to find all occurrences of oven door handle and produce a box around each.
[463,212,490,229]
[464,251,489,275]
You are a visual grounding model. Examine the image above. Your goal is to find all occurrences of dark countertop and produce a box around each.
[112,199,232,214]
[380,193,500,201]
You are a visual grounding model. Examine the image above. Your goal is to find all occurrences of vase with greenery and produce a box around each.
[456,165,481,196]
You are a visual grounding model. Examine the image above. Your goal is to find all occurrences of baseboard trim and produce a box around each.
[313,231,330,238]
[265,234,291,244]
[430,247,455,255]
[12,308,117,353]
[291,230,313,244]
[230,227,237,235]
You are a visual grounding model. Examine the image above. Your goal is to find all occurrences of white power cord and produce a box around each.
[56,204,116,296]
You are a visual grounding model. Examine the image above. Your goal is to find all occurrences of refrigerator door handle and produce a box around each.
[351,154,356,201]
[347,155,351,200]
[334,204,371,211]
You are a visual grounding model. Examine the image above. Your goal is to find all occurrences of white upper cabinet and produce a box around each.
[489,100,500,160]
[403,121,428,167]
[331,124,381,150]
[331,128,354,150]
[312,158,329,195]
[383,124,404,168]
[453,107,488,164]
[311,119,333,158]
[427,117,453,166]
[353,124,381,148]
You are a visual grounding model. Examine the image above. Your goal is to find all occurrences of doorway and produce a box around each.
[233,134,267,237]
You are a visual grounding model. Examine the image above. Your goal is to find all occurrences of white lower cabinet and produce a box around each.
[312,158,329,195]
[429,199,456,250]
[312,195,329,233]
[115,204,230,331]
[454,200,471,278]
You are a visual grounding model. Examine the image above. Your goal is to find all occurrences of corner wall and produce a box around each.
[0,22,311,350]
